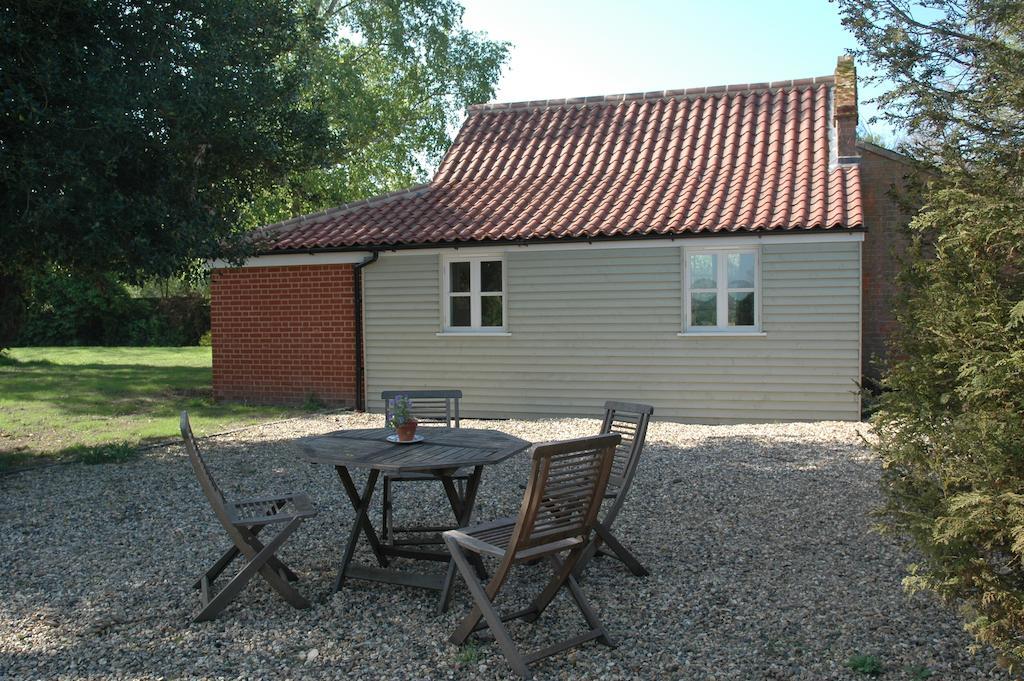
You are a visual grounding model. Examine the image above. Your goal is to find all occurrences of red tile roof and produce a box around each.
[260,76,863,252]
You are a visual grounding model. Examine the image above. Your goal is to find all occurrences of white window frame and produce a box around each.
[440,253,508,334]
[681,245,762,334]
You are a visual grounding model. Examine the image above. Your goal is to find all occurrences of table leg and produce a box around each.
[333,467,384,592]
[438,467,487,612]
[336,466,389,568]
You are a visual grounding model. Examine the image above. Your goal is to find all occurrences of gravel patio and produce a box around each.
[0,413,1000,679]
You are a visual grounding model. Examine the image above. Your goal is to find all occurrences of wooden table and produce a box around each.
[295,427,530,607]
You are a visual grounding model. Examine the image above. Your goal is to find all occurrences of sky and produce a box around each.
[460,0,894,142]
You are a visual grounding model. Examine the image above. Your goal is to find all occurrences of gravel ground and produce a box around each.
[0,413,1001,680]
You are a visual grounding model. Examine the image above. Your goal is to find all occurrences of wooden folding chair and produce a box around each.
[180,411,317,622]
[380,389,471,545]
[573,401,654,579]
[442,433,621,679]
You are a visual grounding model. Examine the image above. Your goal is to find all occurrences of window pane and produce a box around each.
[690,292,717,326]
[449,261,470,293]
[481,295,503,327]
[450,296,471,326]
[689,254,717,289]
[727,252,755,288]
[481,260,503,292]
[728,292,755,326]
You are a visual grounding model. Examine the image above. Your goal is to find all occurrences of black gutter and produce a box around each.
[257,226,867,256]
[352,251,379,412]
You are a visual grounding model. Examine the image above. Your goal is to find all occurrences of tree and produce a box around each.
[0,0,508,345]
[2,1,336,279]
[242,0,508,226]
[0,0,336,344]
[836,0,1024,668]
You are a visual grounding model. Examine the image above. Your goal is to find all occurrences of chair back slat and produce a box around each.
[180,411,233,528]
[508,433,620,551]
[600,401,653,491]
[382,389,462,427]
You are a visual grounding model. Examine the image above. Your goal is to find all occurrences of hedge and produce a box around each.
[17,270,210,347]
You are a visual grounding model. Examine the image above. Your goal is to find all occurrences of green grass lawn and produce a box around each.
[0,347,309,470]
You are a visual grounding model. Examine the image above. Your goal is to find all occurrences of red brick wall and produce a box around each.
[210,264,357,406]
[859,144,916,380]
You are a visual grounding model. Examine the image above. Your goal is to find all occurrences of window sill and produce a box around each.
[436,332,512,337]
[677,331,767,337]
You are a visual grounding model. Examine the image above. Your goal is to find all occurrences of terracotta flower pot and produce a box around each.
[396,419,418,442]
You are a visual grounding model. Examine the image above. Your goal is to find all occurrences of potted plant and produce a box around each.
[387,394,418,441]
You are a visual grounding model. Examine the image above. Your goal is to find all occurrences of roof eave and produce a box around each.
[257,226,867,256]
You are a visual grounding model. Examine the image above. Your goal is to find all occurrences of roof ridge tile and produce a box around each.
[467,75,836,114]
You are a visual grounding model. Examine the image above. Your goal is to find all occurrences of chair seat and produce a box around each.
[445,517,584,562]
[384,467,472,482]
[228,493,317,527]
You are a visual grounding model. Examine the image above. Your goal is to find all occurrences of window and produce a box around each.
[683,247,759,332]
[443,256,506,332]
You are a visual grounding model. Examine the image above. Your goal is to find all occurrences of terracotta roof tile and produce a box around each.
[261,76,863,252]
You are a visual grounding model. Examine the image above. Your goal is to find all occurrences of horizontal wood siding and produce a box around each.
[363,241,861,423]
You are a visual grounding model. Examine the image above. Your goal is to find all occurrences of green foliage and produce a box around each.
[125,273,210,300]
[838,0,1024,669]
[17,269,209,346]
[844,654,883,676]
[302,392,326,412]
[0,0,338,283]
[241,0,509,225]
[454,642,481,665]
[0,273,26,349]
[0,1,506,342]
[873,179,1024,665]
[385,394,414,427]
[839,0,1024,167]
[198,331,213,347]
[907,665,934,680]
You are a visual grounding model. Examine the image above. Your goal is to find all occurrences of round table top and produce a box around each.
[295,426,531,473]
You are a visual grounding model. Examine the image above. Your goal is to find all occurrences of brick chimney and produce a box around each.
[834,55,860,163]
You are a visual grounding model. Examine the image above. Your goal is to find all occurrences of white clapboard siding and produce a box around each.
[363,240,861,423]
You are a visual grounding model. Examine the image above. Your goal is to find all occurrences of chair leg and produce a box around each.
[195,545,241,589]
[525,545,587,622]
[194,524,273,589]
[438,553,460,615]
[570,539,600,582]
[445,537,529,678]
[593,522,648,577]
[382,476,393,544]
[240,528,301,582]
[559,560,615,647]
[194,518,308,622]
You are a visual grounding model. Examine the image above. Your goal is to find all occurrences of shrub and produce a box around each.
[874,178,1024,668]
[835,0,1024,668]
[0,273,27,349]
[16,268,209,346]
[17,269,127,346]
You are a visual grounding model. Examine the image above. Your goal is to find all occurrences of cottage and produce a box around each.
[210,57,913,423]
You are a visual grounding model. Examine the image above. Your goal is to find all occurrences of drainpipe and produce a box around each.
[353,251,379,412]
